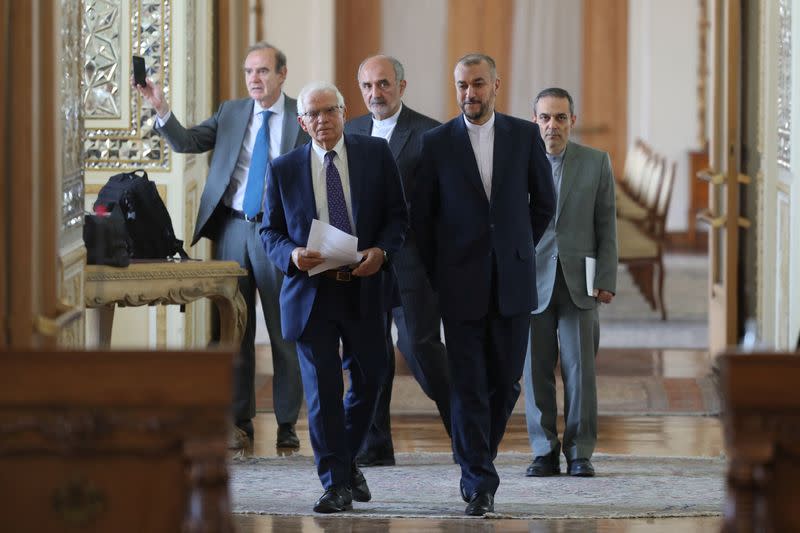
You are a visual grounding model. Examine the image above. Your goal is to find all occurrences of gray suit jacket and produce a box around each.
[156,94,308,245]
[344,104,440,201]
[534,141,618,313]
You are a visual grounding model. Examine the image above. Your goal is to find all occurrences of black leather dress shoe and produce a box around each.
[459,479,470,503]
[276,422,300,449]
[465,491,494,516]
[350,464,372,502]
[355,447,395,467]
[313,486,353,513]
[526,443,561,477]
[567,458,596,477]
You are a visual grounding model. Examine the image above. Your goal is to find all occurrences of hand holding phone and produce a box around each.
[133,56,147,87]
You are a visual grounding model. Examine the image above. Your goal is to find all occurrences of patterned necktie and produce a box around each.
[242,109,274,218]
[324,150,352,234]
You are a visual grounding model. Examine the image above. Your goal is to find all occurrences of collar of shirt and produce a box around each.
[311,135,346,163]
[547,146,566,166]
[463,112,495,200]
[253,91,285,119]
[371,103,402,140]
[463,111,495,135]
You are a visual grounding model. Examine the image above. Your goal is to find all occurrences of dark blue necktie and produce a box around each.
[325,151,352,234]
[242,109,274,218]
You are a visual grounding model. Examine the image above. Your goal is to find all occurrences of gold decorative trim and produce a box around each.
[85,265,245,282]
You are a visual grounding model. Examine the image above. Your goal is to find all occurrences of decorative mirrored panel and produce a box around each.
[82,0,171,170]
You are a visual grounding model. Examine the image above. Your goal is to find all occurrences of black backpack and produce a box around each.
[83,203,132,267]
[93,169,189,260]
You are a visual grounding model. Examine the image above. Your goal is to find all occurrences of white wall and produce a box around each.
[263,0,336,98]
[509,0,582,122]
[381,0,449,122]
[628,0,700,232]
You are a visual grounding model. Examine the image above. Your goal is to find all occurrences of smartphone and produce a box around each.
[132,55,147,87]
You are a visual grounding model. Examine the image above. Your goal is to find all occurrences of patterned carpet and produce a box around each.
[230,452,724,519]
[600,253,709,349]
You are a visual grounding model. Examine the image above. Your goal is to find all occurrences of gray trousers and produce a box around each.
[523,263,599,461]
[216,214,302,427]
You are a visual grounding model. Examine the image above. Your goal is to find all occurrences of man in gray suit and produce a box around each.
[523,87,617,478]
[344,55,451,467]
[135,42,309,451]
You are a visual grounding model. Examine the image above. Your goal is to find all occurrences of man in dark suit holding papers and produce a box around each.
[261,81,407,513]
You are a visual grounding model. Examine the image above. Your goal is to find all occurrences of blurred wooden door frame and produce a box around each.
[1,1,84,349]
[703,0,746,353]
[580,0,628,180]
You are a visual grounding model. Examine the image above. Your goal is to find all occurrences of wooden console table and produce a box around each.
[85,260,247,348]
[0,350,235,532]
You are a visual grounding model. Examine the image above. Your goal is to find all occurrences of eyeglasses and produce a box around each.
[300,105,344,120]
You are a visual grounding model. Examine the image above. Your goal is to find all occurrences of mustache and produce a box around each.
[369,98,386,105]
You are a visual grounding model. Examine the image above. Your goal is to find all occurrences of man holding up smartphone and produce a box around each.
[133,43,310,453]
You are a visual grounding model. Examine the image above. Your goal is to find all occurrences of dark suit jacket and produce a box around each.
[345,105,441,308]
[156,94,309,245]
[344,104,440,202]
[260,134,408,340]
[412,113,556,321]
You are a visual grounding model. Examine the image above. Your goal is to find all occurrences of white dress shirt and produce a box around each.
[310,136,355,233]
[370,103,402,142]
[464,112,495,200]
[156,92,286,212]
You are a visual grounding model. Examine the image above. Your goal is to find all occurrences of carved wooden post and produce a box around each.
[183,438,233,533]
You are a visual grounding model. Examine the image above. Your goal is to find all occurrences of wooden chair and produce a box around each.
[719,352,800,533]
[617,159,676,320]
[0,350,235,533]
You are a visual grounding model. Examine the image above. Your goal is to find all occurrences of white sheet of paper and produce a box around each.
[585,257,597,297]
[306,219,363,276]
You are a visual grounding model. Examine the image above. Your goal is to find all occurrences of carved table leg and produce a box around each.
[97,305,115,348]
[210,290,246,348]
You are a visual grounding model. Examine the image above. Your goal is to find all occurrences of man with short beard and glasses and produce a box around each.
[345,55,451,468]
[135,42,308,453]
[412,53,555,516]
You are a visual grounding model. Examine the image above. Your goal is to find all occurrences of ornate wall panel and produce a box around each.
[82,0,172,170]
[60,0,88,347]
[83,0,122,118]
[61,1,85,238]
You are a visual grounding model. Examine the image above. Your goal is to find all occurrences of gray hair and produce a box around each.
[296,81,346,115]
[533,87,575,116]
[244,42,287,72]
[357,55,405,82]
[454,53,497,80]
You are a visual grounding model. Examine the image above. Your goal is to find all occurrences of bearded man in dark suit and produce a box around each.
[412,53,555,516]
